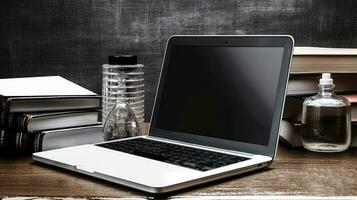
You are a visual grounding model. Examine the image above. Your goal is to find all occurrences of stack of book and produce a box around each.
[0,76,104,154]
[280,47,357,148]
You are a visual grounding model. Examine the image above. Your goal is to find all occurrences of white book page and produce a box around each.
[0,76,96,96]
[294,47,357,55]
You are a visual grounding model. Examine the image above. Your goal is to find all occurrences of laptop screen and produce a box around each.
[155,46,285,146]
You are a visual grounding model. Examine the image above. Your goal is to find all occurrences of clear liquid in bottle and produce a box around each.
[301,73,351,152]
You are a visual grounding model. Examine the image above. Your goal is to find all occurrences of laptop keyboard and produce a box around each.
[97,138,249,171]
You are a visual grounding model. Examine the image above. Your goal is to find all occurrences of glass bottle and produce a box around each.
[301,73,351,152]
[102,74,142,141]
[102,55,145,124]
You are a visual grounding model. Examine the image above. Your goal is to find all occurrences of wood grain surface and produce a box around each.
[0,143,357,198]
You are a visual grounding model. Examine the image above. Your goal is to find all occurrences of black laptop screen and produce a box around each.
[155,46,284,146]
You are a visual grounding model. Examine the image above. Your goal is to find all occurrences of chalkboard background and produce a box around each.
[1,0,357,121]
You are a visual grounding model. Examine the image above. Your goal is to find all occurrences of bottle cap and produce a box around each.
[108,55,137,65]
[319,73,333,85]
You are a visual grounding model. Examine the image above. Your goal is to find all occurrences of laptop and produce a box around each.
[33,35,294,193]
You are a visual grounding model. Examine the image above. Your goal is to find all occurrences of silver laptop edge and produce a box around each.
[33,134,271,193]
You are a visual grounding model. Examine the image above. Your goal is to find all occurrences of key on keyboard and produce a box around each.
[97,138,249,171]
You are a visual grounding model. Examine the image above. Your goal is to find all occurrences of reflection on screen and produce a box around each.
[155,46,284,146]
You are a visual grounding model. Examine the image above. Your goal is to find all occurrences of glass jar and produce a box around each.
[102,82,142,140]
[102,55,145,124]
[301,73,351,152]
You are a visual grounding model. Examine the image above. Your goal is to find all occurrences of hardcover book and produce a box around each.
[0,76,100,112]
[0,124,103,154]
[283,95,357,123]
[288,73,357,96]
[279,120,357,148]
[2,111,100,133]
[292,47,357,74]
[34,125,103,152]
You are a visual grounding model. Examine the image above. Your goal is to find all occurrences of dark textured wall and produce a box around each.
[1,0,357,121]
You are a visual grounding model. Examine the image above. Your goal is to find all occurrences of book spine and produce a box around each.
[15,131,34,153]
[0,111,6,128]
[8,112,18,129]
[0,129,35,154]
[0,97,5,111]
[33,133,44,152]
[0,112,29,132]
[1,98,9,112]
[0,129,5,149]
[17,114,29,132]
[0,129,16,153]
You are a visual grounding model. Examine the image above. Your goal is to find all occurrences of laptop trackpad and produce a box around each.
[34,144,202,187]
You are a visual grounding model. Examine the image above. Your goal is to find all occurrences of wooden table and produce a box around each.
[1,143,357,198]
